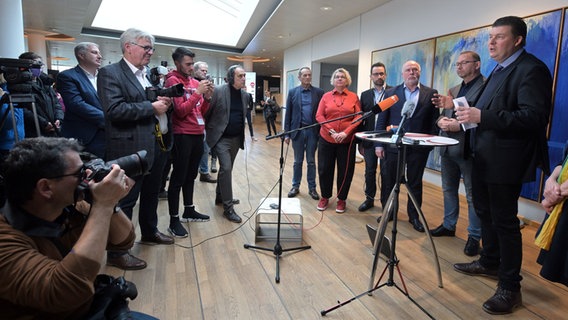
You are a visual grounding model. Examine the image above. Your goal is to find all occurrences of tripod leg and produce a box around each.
[368,184,397,292]
[406,188,443,288]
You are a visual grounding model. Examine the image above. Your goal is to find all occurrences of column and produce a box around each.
[27,33,48,67]
[0,0,25,58]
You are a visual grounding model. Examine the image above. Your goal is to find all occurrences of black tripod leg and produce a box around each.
[368,187,395,292]
[406,188,443,288]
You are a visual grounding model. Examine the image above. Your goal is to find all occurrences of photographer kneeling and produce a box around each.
[0,137,156,319]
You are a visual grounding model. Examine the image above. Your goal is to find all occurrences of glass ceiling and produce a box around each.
[92,0,259,47]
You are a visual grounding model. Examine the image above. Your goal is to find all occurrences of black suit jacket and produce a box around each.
[98,59,172,167]
[283,85,324,140]
[473,51,552,184]
[358,85,392,148]
[57,65,104,147]
[376,83,439,151]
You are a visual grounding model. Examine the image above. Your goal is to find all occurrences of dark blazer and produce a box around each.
[98,59,172,167]
[56,65,104,147]
[204,83,249,150]
[473,51,552,184]
[358,85,392,148]
[376,83,439,149]
[283,85,324,140]
[440,75,485,158]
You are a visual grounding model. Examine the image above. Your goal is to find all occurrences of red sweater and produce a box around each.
[165,70,210,135]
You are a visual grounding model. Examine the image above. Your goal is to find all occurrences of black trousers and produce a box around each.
[317,138,356,200]
[473,174,523,291]
[167,134,204,216]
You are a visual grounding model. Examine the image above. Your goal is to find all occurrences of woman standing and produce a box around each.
[315,68,361,213]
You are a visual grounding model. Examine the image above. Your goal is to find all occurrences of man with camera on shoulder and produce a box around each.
[0,137,156,319]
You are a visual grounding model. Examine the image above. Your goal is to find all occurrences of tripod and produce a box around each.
[244,112,363,283]
[322,132,449,318]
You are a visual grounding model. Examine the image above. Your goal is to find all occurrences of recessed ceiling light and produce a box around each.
[320,6,333,11]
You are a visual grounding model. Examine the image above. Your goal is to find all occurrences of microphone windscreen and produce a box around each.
[374,95,399,113]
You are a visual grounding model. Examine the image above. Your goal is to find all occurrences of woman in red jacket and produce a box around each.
[315,68,361,213]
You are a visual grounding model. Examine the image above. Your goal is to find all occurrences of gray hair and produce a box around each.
[120,28,155,54]
[74,42,99,60]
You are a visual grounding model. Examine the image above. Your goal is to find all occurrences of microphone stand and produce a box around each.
[244,111,363,283]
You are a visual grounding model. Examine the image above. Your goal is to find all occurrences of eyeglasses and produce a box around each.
[454,61,477,67]
[130,42,155,53]
[47,166,86,181]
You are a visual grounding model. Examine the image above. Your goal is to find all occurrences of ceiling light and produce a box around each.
[227,55,270,63]
[320,6,333,11]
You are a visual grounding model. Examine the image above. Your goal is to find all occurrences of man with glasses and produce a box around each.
[357,62,392,212]
[430,51,485,257]
[0,137,152,318]
[98,28,174,270]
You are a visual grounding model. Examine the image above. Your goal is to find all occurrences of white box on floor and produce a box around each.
[255,197,303,242]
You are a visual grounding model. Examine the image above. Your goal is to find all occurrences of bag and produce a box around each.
[268,99,281,114]
[83,274,138,320]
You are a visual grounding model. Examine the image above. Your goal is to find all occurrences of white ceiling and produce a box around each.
[21,0,388,77]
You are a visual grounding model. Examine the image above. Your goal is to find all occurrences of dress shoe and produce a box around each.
[215,197,240,205]
[464,236,480,256]
[140,231,174,245]
[453,260,498,279]
[288,187,299,198]
[409,218,425,232]
[224,208,242,223]
[308,189,320,200]
[376,214,393,224]
[482,287,522,315]
[199,173,217,183]
[106,253,147,270]
[358,199,374,212]
[429,224,456,237]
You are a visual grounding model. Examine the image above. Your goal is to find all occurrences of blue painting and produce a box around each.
[371,39,435,87]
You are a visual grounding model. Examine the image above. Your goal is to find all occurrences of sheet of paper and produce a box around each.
[453,96,477,130]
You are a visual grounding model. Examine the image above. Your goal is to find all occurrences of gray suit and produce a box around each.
[204,83,249,210]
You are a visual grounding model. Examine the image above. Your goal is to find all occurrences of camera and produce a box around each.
[145,82,184,102]
[0,58,42,94]
[84,150,149,183]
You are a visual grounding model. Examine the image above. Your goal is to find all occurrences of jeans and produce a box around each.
[199,139,210,174]
[291,128,318,190]
[440,154,481,239]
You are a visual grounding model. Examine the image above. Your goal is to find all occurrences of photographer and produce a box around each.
[18,52,64,137]
[0,137,155,319]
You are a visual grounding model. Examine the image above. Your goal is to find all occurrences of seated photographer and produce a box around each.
[0,137,154,319]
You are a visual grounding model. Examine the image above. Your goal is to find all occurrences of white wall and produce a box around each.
[282,0,568,222]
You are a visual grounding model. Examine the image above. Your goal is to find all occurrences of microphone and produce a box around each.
[352,95,399,124]
[400,100,416,118]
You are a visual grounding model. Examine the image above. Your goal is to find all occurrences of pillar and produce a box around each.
[0,0,25,58]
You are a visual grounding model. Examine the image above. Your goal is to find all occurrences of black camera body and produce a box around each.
[0,58,42,94]
[145,83,184,102]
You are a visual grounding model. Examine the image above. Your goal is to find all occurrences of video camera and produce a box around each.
[0,58,42,94]
[145,83,184,102]
[77,150,149,203]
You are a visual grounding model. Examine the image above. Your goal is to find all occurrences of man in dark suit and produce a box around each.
[57,42,105,158]
[453,16,552,315]
[376,60,439,232]
[284,67,324,200]
[357,62,391,212]
[204,65,249,223]
[429,51,485,257]
[98,28,174,269]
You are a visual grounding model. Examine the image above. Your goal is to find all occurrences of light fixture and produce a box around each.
[227,55,270,63]
[320,6,333,11]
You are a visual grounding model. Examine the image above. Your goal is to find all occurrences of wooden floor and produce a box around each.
[103,115,568,319]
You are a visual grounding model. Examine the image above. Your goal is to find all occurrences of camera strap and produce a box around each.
[154,123,167,151]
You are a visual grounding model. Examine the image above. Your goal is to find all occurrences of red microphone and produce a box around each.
[372,95,399,113]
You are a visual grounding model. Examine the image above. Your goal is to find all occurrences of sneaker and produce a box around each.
[210,158,217,173]
[168,218,188,238]
[336,199,346,213]
[180,206,210,222]
[317,198,329,211]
